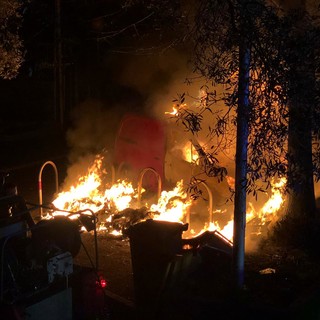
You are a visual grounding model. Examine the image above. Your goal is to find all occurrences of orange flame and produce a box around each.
[47,152,286,244]
[182,141,199,163]
[152,180,192,222]
[196,177,286,242]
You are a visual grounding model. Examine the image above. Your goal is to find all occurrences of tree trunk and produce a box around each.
[233,35,250,289]
[287,87,316,218]
[285,4,316,220]
[270,1,317,248]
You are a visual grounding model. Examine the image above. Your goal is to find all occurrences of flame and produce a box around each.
[226,175,235,190]
[46,151,286,245]
[50,155,137,220]
[51,156,106,215]
[151,180,192,222]
[103,181,136,212]
[258,177,286,224]
[196,177,287,242]
[182,141,199,163]
[165,104,179,116]
[205,219,234,241]
[48,156,191,233]
[164,103,188,116]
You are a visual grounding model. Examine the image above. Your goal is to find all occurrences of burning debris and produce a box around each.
[39,148,286,249]
[33,108,287,249]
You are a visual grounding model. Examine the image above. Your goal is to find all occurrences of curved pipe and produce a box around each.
[38,161,59,218]
[185,181,213,231]
[190,181,214,226]
[199,181,213,224]
[137,167,162,204]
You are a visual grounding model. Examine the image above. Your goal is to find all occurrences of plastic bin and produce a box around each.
[127,219,188,316]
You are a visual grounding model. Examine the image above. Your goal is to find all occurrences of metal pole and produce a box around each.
[38,161,59,218]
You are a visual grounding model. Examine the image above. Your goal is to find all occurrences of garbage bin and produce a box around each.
[127,219,188,316]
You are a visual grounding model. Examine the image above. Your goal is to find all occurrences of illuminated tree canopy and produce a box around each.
[0,0,24,79]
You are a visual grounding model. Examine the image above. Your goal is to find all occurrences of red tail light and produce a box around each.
[96,274,107,288]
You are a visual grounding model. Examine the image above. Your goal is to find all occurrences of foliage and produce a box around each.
[168,0,320,199]
[0,0,24,79]
[82,0,320,202]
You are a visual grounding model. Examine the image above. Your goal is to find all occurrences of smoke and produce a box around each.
[66,99,122,163]
[62,49,195,191]
[60,37,320,254]
[63,46,256,213]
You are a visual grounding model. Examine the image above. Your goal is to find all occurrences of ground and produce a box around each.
[74,232,135,302]
[72,227,320,320]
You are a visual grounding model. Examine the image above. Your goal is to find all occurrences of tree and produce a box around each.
[118,0,320,287]
[163,0,320,285]
[174,0,289,288]
[268,0,319,248]
[233,9,251,288]
[0,0,24,79]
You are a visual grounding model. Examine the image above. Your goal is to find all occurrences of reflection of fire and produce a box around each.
[46,154,286,244]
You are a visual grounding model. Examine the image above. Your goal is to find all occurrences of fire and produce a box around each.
[226,175,235,190]
[182,141,199,163]
[164,104,179,116]
[195,177,287,242]
[164,103,187,116]
[45,151,286,245]
[103,181,136,212]
[258,177,286,224]
[47,155,191,234]
[51,156,106,215]
[49,155,137,220]
[204,219,234,241]
[151,180,192,222]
